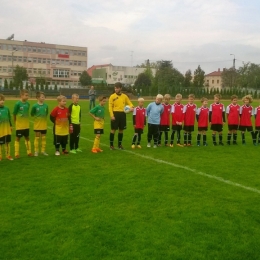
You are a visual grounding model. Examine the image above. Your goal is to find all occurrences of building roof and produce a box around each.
[87,64,112,77]
[205,68,223,77]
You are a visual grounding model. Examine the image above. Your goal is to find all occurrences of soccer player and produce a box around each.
[226,95,240,145]
[170,93,184,147]
[109,82,134,150]
[131,97,146,149]
[146,94,164,148]
[50,95,70,155]
[158,94,171,146]
[209,94,225,146]
[31,91,48,156]
[239,95,256,145]
[89,96,107,153]
[0,94,13,161]
[196,97,209,146]
[68,94,82,154]
[183,94,196,146]
[13,89,32,158]
[254,101,260,144]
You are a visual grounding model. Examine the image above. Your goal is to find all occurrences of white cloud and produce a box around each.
[0,0,260,73]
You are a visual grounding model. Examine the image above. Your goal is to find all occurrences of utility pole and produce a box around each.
[230,54,236,69]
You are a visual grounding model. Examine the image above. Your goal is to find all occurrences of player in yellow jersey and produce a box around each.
[0,94,13,161]
[31,92,49,156]
[109,82,134,150]
[13,89,32,158]
[68,94,82,154]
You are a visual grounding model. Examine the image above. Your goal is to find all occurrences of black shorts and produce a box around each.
[148,124,160,136]
[198,127,208,131]
[211,124,223,132]
[160,125,170,132]
[16,129,29,138]
[53,135,68,145]
[228,125,238,131]
[94,129,104,134]
[34,130,47,135]
[0,135,11,144]
[172,125,182,131]
[111,112,126,130]
[183,125,194,132]
[134,128,143,134]
[255,127,260,131]
[239,125,253,132]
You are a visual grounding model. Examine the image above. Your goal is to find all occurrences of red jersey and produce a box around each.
[183,103,197,126]
[171,103,184,125]
[239,105,254,126]
[209,103,225,124]
[196,107,209,127]
[255,106,260,127]
[133,107,146,129]
[50,106,69,135]
[226,104,240,125]
[160,104,171,126]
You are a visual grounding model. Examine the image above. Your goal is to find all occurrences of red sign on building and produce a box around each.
[58,54,69,59]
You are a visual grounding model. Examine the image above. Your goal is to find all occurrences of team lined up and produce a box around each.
[130,93,260,149]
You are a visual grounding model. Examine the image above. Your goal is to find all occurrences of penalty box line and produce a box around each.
[80,136,260,195]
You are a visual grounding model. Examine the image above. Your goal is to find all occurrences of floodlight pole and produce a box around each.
[230,54,236,69]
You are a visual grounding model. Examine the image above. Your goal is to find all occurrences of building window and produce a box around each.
[8,67,12,73]
[217,80,219,84]
[28,57,32,62]
[8,45,12,50]
[77,61,81,66]
[13,56,17,62]
[42,48,46,53]
[33,69,37,74]
[65,60,69,66]
[33,58,37,63]
[53,69,70,78]
[3,67,7,72]
[69,61,73,66]
[28,47,32,52]
[32,47,36,52]
[42,58,46,64]
[212,80,214,84]
[23,46,27,52]
[73,61,77,66]
[73,51,77,56]
[47,59,50,64]
[52,49,56,54]
[61,60,65,65]
[51,59,56,65]
[8,56,12,62]
[23,57,27,62]
[18,56,22,62]
[28,69,32,74]
[3,55,7,61]
[37,48,41,53]
[56,60,60,65]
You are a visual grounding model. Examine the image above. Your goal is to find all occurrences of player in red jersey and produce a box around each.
[183,94,196,146]
[254,102,260,144]
[239,95,256,145]
[196,97,209,146]
[209,94,225,146]
[50,95,70,155]
[158,94,171,146]
[170,94,184,147]
[131,98,146,149]
[226,95,240,145]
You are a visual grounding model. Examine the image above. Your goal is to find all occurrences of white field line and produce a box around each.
[30,121,260,195]
[80,136,260,195]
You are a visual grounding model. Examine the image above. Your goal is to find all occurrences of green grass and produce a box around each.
[1,98,260,260]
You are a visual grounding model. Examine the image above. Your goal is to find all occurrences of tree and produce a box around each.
[79,70,92,87]
[13,65,28,88]
[221,67,239,88]
[54,84,58,91]
[9,80,13,90]
[40,82,44,90]
[30,82,34,91]
[19,81,23,90]
[183,69,192,88]
[25,82,29,90]
[36,82,39,90]
[45,83,49,91]
[4,79,8,89]
[134,73,152,95]
[193,65,205,88]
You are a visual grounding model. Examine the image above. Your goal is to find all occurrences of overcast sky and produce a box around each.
[1,0,260,74]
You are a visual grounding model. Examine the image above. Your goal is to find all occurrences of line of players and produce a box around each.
[131,93,260,148]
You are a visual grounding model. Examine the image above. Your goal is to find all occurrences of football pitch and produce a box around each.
[1,98,260,260]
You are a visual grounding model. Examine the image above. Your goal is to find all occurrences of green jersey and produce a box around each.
[0,106,12,138]
[31,103,48,130]
[13,101,30,130]
[90,105,105,118]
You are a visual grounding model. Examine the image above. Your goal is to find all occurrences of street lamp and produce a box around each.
[230,54,235,69]
[11,49,18,78]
